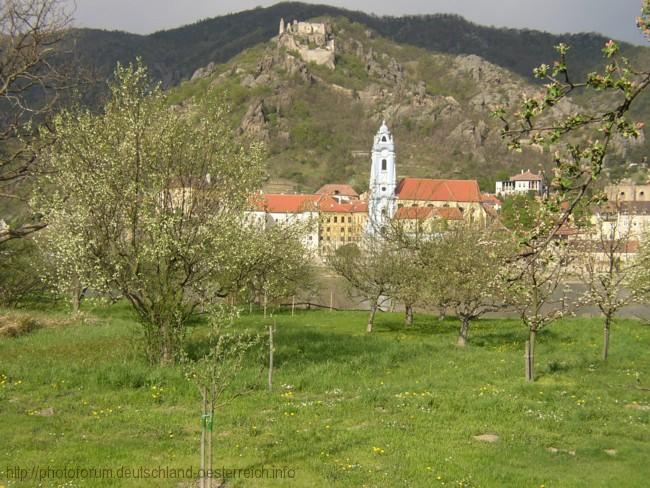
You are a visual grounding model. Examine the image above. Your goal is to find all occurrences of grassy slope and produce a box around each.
[1,304,649,487]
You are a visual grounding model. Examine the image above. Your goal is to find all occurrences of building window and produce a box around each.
[381,186,386,192]
[333,216,337,223]
[382,136,387,142]
[381,159,387,170]
[348,216,351,223]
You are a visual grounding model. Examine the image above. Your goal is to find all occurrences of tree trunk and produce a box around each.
[161,321,173,365]
[438,306,446,322]
[603,315,611,361]
[268,323,274,391]
[457,317,470,347]
[367,301,378,333]
[404,304,413,328]
[525,329,536,382]
[71,277,83,314]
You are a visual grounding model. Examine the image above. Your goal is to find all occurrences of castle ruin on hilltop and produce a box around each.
[277,18,336,70]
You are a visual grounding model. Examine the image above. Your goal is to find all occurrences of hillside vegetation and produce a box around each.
[162,16,646,192]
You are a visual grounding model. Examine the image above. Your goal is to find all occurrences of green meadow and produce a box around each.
[1,304,649,487]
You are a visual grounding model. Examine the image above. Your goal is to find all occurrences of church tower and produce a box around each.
[367,121,397,235]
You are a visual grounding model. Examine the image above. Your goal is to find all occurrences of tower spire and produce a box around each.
[366,121,397,235]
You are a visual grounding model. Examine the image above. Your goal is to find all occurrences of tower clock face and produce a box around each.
[381,149,388,157]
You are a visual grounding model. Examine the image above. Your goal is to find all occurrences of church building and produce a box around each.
[245,120,492,256]
[366,121,490,233]
[367,121,397,234]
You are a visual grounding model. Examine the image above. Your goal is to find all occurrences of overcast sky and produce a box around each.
[74,0,648,45]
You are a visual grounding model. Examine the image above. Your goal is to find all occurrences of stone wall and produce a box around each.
[277,18,335,70]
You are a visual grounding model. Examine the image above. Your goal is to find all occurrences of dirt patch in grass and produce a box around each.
[0,312,68,338]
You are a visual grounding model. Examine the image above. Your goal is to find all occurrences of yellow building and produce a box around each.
[318,197,368,253]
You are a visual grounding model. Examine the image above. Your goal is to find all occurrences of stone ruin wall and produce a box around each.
[278,18,335,70]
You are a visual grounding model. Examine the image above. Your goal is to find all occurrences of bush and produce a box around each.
[0,239,47,307]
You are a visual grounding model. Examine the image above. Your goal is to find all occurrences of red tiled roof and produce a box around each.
[251,194,321,213]
[316,184,359,198]
[481,193,502,205]
[319,196,367,213]
[510,170,543,182]
[436,207,464,220]
[395,178,481,202]
[394,207,436,220]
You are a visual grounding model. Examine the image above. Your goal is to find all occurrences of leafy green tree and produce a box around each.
[494,0,650,248]
[390,248,426,327]
[575,216,642,360]
[0,239,46,306]
[499,193,541,234]
[427,224,512,346]
[506,239,573,381]
[35,61,265,364]
[328,239,400,332]
[182,308,263,488]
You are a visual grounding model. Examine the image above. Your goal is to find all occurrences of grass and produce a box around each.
[0,303,649,487]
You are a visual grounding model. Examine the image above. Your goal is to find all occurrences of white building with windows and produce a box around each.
[495,169,546,197]
[366,121,397,234]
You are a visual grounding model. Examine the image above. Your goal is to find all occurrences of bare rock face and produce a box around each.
[191,62,216,81]
[449,119,490,148]
[364,49,405,85]
[283,54,314,84]
[240,100,269,140]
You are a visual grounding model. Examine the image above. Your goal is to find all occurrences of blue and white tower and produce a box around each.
[367,121,397,235]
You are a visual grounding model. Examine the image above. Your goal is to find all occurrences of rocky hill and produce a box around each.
[161,16,646,192]
[61,2,650,192]
[70,2,649,89]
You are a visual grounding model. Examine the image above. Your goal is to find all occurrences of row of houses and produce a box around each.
[247,176,500,254]
[246,122,501,255]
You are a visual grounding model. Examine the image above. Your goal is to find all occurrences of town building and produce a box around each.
[395,177,488,226]
[591,201,650,240]
[495,169,546,197]
[249,193,321,253]
[367,121,397,235]
[315,184,359,203]
[246,120,494,255]
[318,197,368,253]
[605,179,650,202]
[393,206,463,237]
